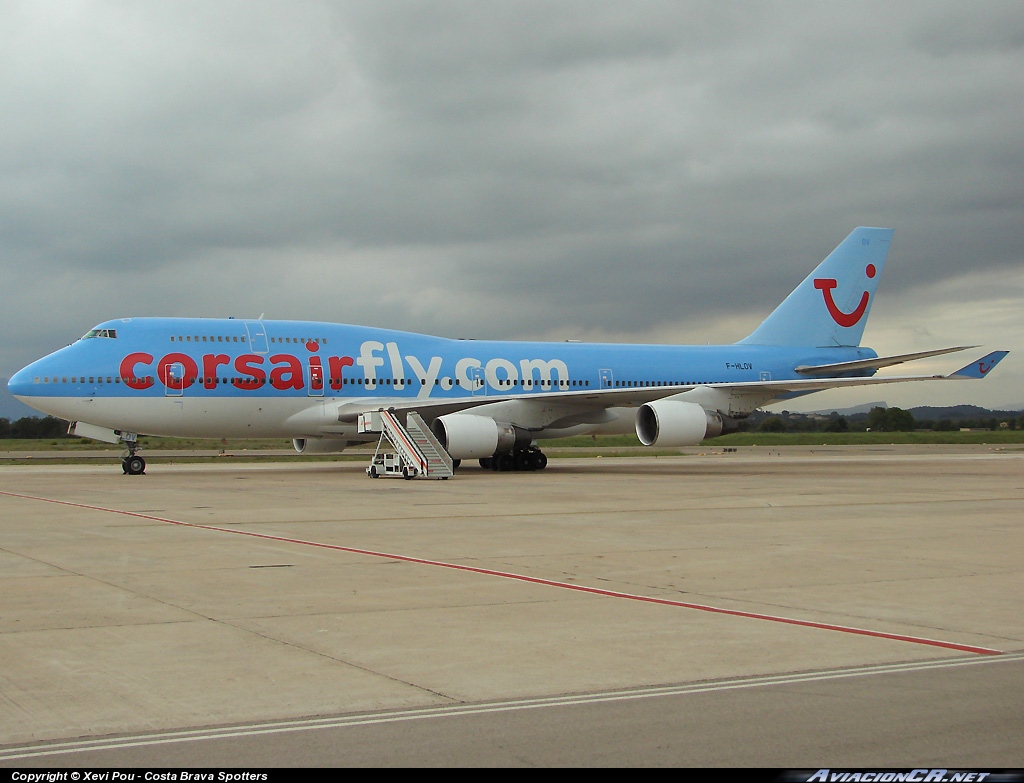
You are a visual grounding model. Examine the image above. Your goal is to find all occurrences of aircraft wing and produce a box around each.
[334,350,1009,422]
[736,350,1009,395]
[334,386,674,422]
[794,346,976,376]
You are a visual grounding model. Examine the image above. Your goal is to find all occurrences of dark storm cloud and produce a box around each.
[2,1,1022,405]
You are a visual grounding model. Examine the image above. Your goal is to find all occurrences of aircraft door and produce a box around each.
[308,360,325,397]
[599,369,614,388]
[245,322,269,354]
[470,366,485,396]
[164,363,186,397]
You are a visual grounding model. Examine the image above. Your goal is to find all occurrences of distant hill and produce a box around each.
[907,405,1022,421]
[743,402,1023,434]
[807,401,888,416]
[805,402,1023,420]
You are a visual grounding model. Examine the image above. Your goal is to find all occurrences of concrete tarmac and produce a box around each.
[0,445,1022,766]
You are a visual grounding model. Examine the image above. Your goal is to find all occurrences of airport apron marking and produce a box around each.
[1,489,1003,657]
[4,654,1022,760]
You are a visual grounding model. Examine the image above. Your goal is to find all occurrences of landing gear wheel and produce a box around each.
[481,449,547,473]
[125,455,146,475]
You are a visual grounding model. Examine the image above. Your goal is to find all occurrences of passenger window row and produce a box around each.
[171,335,245,343]
[168,335,330,345]
[33,375,602,388]
[269,337,328,345]
[614,380,690,387]
[36,376,121,384]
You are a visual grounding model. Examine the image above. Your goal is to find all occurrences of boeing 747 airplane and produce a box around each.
[8,227,1008,475]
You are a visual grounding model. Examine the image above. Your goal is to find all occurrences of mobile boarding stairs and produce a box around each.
[358,409,455,480]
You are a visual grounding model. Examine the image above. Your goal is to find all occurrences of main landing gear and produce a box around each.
[119,432,146,476]
[479,446,548,472]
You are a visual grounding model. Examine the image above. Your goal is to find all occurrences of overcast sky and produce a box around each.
[2,1,1022,411]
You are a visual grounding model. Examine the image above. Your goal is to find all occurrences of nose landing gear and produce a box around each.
[122,454,146,475]
[120,432,146,475]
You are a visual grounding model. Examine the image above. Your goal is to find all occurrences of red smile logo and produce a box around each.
[977,360,993,375]
[814,264,876,327]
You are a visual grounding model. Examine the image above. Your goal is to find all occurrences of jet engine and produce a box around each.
[635,400,729,446]
[431,414,532,459]
[292,438,350,454]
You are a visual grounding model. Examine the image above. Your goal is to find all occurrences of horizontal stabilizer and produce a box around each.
[947,351,1009,379]
[795,346,976,376]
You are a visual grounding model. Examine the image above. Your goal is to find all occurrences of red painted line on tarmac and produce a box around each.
[1,489,1004,656]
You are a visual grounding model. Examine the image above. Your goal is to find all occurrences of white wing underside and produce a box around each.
[333,356,983,425]
[308,349,1005,439]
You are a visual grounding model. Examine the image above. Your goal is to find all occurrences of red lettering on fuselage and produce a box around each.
[120,352,155,390]
[269,354,304,391]
[233,354,266,388]
[157,353,199,390]
[328,355,355,390]
[203,354,230,389]
[116,351,355,393]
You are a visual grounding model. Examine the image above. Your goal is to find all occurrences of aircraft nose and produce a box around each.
[8,363,39,399]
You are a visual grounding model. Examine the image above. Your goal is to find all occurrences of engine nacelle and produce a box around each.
[635,400,726,446]
[431,414,531,460]
[292,438,350,454]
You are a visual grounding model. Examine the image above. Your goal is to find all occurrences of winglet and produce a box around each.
[947,351,1009,379]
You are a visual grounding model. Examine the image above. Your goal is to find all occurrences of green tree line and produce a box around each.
[756,406,1024,434]
[0,416,71,439]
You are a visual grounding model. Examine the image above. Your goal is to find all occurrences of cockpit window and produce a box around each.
[82,329,118,339]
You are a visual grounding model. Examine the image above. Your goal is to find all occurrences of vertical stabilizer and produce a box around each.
[738,227,894,347]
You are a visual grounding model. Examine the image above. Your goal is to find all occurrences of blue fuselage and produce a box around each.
[9,317,877,439]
